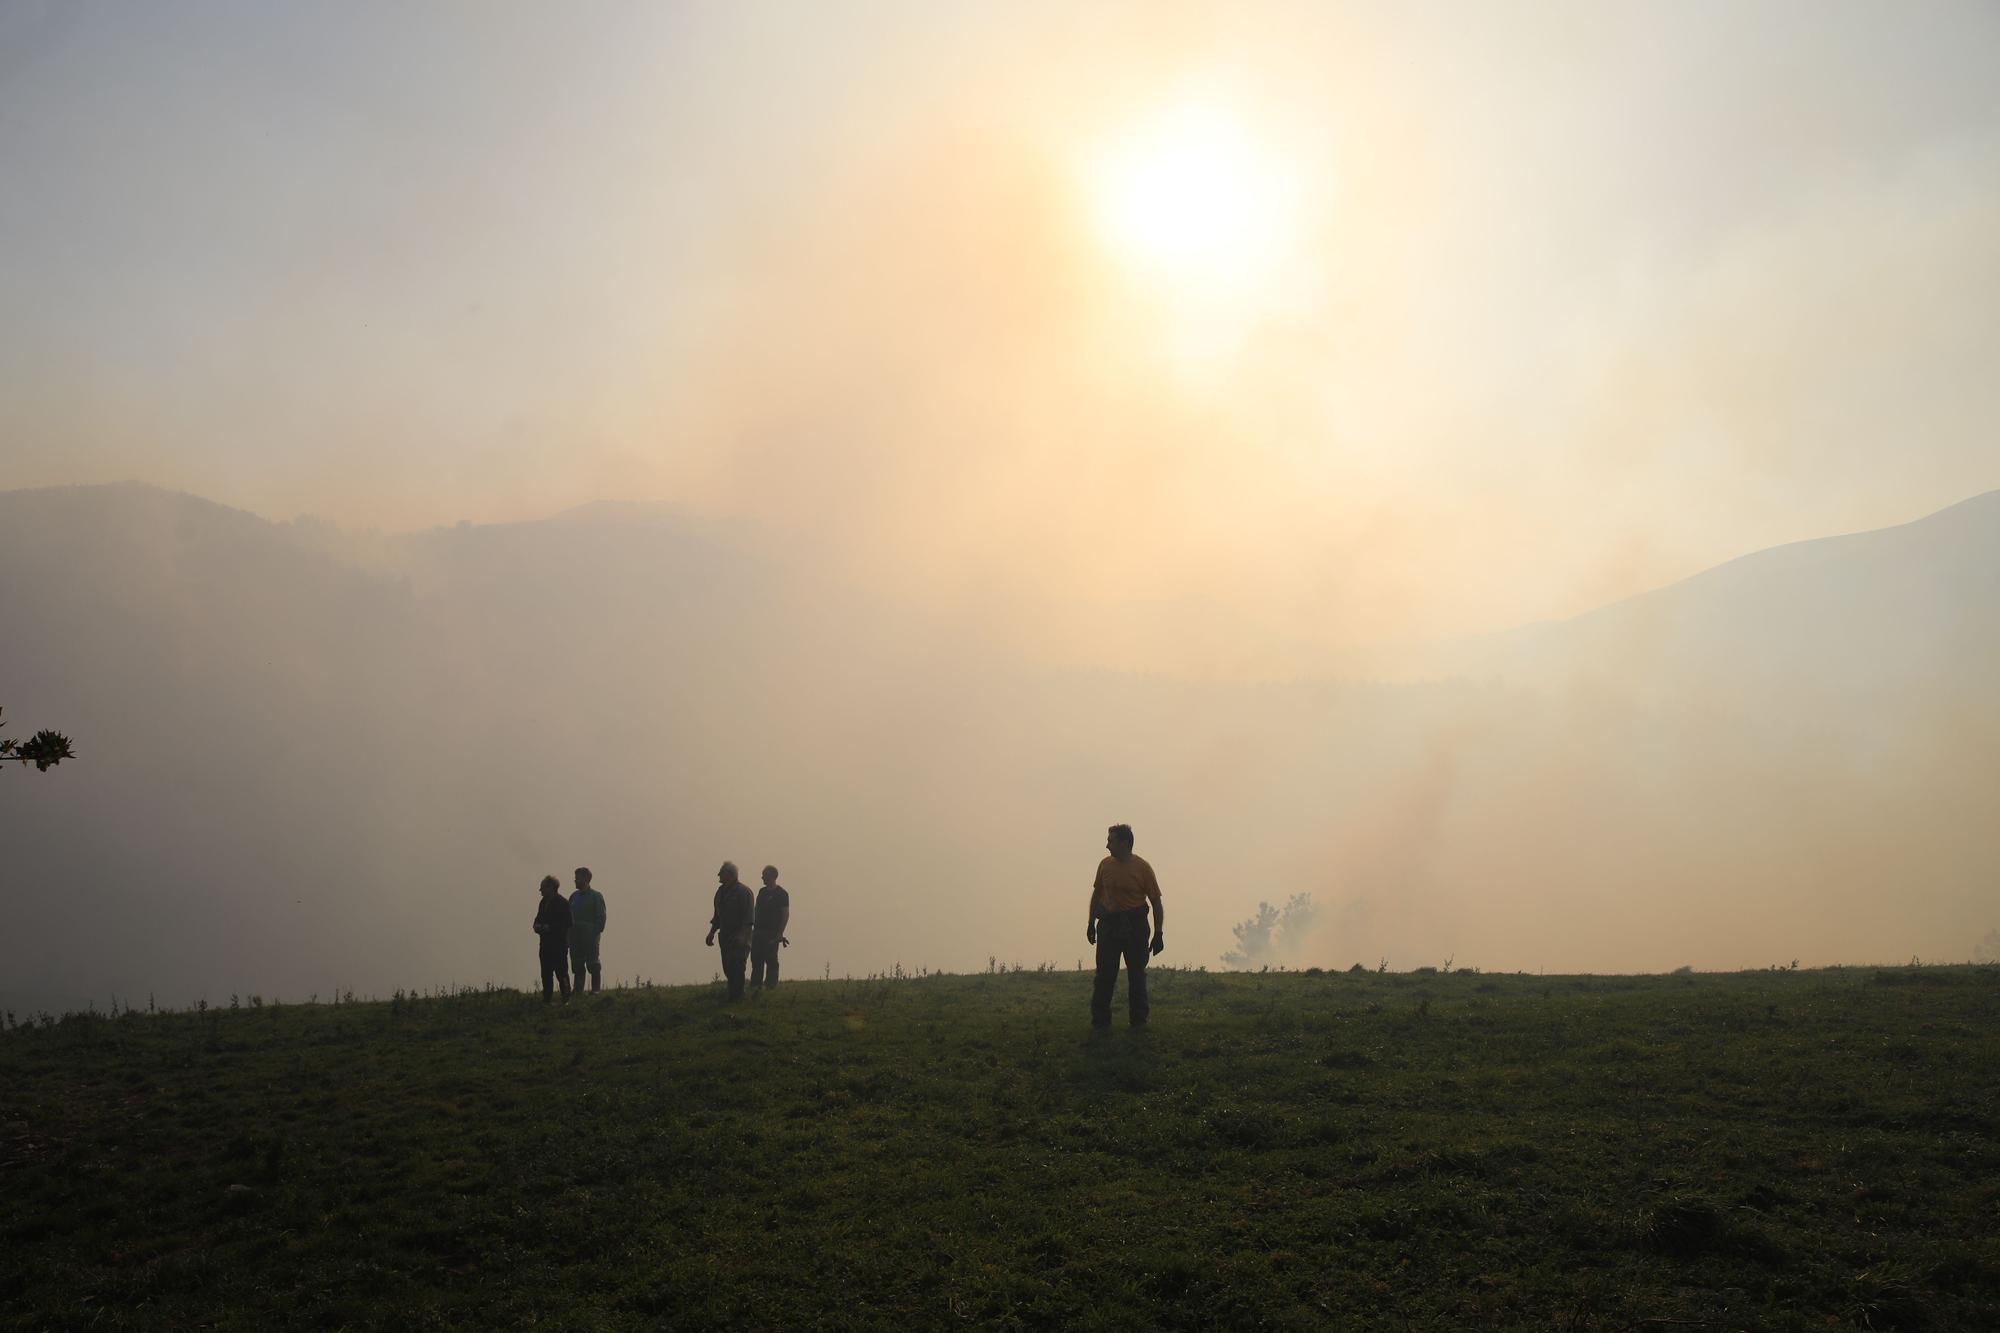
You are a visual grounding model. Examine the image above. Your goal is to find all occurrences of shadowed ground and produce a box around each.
[3,966,1997,1329]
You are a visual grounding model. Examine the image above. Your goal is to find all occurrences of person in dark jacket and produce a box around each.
[705,861,755,1000]
[750,864,791,993]
[567,866,607,994]
[533,875,573,1004]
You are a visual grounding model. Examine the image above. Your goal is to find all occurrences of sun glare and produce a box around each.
[1087,99,1300,305]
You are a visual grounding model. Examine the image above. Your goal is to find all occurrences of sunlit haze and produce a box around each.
[4,2,1995,663]
[3,2,1998,1003]
[1087,92,1304,304]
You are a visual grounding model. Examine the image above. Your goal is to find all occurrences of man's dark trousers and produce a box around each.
[751,937,781,990]
[540,943,571,1002]
[1091,908,1151,1028]
[720,944,750,1000]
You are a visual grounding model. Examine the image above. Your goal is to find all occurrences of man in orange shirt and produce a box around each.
[1087,823,1164,1029]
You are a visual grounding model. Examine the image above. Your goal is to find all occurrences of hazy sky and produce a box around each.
[5,1,1999,668]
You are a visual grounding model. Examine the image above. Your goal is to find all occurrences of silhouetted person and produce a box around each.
[1087,823,1164,1029]
[751,865,791,992]
[706,861,755,1000]
[568,866,607,994]
[533,874,572,1004]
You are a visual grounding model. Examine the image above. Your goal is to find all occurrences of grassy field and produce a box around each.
[3,965,1997,1330]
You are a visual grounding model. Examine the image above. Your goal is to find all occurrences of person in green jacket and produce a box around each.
[706,862,755,1001]
[568,866,608,994]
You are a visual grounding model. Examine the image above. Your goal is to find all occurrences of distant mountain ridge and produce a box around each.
[1408,488,2000,720]
[17,480,1991,679]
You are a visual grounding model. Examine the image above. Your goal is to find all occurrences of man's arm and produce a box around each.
[777,899,791,946]
[706,889,719,946]
[1085,885,1101,944]
[1146,860,1165,954]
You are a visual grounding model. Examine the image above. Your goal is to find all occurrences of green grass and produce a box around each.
[4,966,1998,1330]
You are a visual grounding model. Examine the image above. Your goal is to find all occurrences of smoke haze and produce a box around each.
[1,484,1994,1009]
[2,5,1998,1005]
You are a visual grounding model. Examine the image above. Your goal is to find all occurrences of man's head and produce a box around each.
[540,874,560,898]
[1106,824,1135,859]
[718,861,739,885]
[574,867,592,889]
[761,865,779,887]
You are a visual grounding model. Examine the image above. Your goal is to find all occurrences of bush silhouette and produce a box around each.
[1,706,73,772]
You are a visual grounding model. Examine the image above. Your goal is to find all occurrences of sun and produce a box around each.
[1086,98,1300,305]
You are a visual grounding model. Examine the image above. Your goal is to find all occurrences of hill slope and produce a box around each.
[1424,489,2000,723]
[3,968,1997,1329]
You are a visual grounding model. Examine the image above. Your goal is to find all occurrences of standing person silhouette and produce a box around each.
[532,875,572,1005]
[1087,824,1164,1029]
[750,865,791,993]
[568,867,607,994]
[706,862,755,1001]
